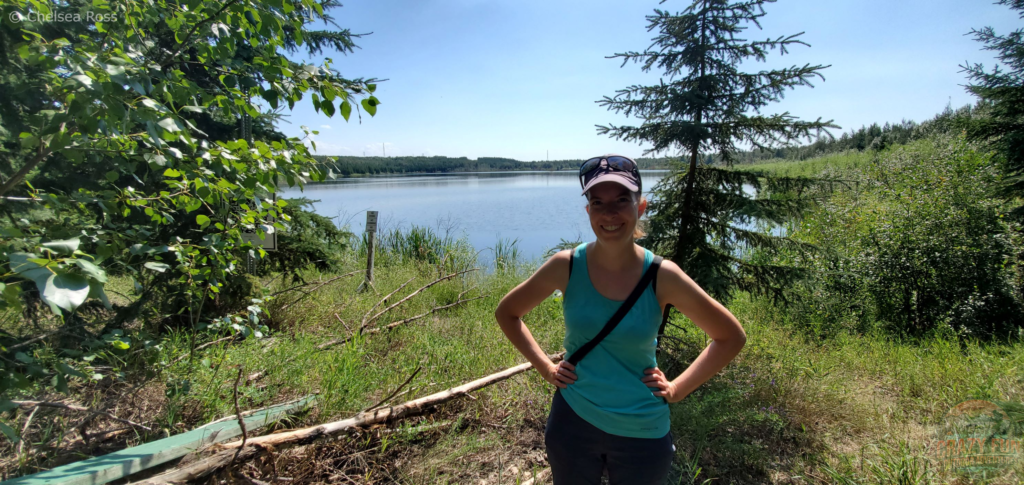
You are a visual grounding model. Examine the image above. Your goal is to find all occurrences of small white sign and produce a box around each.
[366,211,378,233]
[237,194,278,251]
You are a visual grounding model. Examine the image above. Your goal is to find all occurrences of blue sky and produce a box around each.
[282,0,1020,161]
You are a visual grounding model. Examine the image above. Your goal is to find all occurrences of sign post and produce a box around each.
[364,211,378,288]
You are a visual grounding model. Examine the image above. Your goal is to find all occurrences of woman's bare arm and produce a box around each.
[494,250,577,388]
[643,259,747,403]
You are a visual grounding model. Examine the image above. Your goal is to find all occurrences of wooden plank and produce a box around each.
[1,395,316,485]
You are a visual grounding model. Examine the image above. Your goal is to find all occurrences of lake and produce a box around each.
[279,170,669,269]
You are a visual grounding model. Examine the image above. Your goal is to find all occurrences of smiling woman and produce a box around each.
[494,155,748,484]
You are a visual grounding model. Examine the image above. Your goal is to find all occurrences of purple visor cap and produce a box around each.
[581,168,640,196]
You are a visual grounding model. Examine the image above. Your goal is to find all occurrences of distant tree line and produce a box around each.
[312,155,673,176]
[727,103,986,164]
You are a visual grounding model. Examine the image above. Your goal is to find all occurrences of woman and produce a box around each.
[494,155,747,485]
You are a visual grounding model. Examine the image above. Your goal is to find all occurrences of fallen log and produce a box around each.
[137,351,565,484]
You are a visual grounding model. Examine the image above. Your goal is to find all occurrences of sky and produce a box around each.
[278,0,1020,161]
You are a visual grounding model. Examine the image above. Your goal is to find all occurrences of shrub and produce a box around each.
[786,135,1022,340]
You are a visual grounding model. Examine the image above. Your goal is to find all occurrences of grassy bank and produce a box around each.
[3,243,1022,484]
[3,142,1023,483]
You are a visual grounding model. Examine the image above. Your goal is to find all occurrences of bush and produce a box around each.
[785,135,1022,340]
[259,198,352,276]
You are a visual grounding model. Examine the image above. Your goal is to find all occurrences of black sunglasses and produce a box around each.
[578,156,640,190]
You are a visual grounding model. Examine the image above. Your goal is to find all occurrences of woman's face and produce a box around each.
[585,182,645,242]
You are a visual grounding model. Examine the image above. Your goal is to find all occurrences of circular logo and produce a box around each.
[9,11,23,23]
[931,399,1021,478]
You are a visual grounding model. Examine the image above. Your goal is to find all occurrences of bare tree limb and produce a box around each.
[361,277,415,327]
[361,366,420,413]
[318,295,487,350]
[170,333,240,365]
[334,313,351,334]
[138,352,565,483]
[0,140,54,198]
[17,405,39,458]
[12,400,152,432]
[5,322,89,351]
[232,367,248,460]
[362,268,478,328]
[278,270,361,311]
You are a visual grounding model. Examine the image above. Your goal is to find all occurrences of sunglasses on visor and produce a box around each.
[578,156,641,191]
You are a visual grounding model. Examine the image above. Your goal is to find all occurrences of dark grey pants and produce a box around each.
[544,390,675,485]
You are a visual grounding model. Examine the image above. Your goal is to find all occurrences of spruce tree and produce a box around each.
[598,0,837,302]
[962,0,1024,220]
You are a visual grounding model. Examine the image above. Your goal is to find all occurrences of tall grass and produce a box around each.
[734,150,874,177]
[491,237,522,275]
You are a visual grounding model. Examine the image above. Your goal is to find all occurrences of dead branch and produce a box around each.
[17,405,39,457]
[232,367,248,459]
[138,351,565,484]
[334,313,351,334]
[361,366,421,412]
[317,294,487,350]
[362,268,478,328]
[5,323,89,351]
[278,270,361,311]
[361,276,415,327]
[170,333,240,365]
[12,400,152,432]
[521,468,551,485]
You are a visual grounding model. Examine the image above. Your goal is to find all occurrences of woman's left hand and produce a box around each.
[642,367,682,403]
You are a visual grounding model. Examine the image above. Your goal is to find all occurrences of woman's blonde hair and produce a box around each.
[633,195,648,239]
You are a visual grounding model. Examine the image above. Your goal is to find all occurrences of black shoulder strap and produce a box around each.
[567,247,574,279]
[567,255,663,366]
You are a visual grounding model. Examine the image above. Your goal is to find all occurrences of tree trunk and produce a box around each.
[672,1,708,267]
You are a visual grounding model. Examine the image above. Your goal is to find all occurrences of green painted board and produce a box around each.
[2,395,316,485]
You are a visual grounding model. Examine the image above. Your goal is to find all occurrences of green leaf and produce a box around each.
[367,83,376,93]
[15,352,34,363]
[0,421,19,443]
[68,74,93,88]
[143,262,170,273]
[87,279,111,309]
[53,372,68,394]
[74,259,108,283]
[340,100,352,121]
[0,400,18,413]
[40,271,91,313]
[105,171,119,182]
[157,118,181,133]
[0,227,23,237]
[164,168,182,177]
[361,97,377,116]
[58,362,86,379]
[42,238,80,255]
[196,214,211,228]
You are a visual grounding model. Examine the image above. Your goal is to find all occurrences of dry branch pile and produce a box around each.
[139,352,565,484]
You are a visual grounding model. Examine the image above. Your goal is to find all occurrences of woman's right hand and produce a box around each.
[542,360,577,388]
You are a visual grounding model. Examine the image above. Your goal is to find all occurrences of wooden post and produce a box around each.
[360,211,378,292]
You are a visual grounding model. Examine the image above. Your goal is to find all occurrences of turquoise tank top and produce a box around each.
[559,242,670,438]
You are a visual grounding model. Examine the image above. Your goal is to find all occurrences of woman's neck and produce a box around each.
[588,239,642,273]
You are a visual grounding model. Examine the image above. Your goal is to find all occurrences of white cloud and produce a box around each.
[320,124,332,129]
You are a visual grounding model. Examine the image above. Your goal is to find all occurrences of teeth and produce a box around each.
[602,225,621,231]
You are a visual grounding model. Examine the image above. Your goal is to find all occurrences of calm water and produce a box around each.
[279,170,669,268]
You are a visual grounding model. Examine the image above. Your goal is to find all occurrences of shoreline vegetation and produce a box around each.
[3,133,1023,484]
